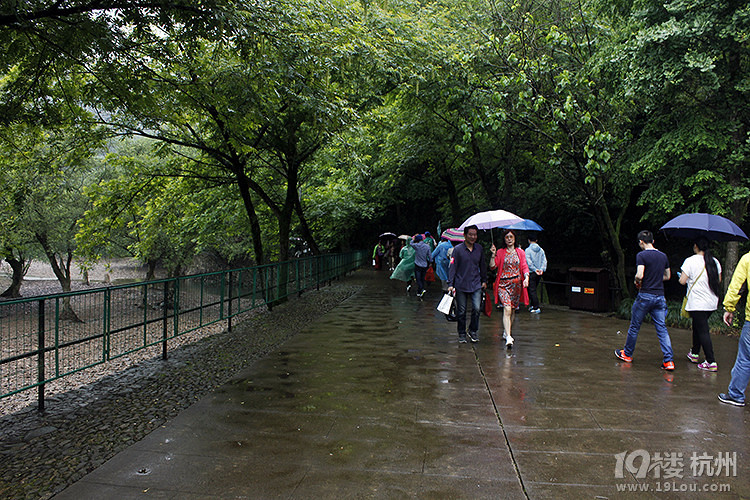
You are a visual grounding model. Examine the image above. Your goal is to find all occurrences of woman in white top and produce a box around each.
[679,237,722,371]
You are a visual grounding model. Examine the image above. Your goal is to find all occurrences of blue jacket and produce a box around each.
[410,241,432,267]
[431,240,452,281]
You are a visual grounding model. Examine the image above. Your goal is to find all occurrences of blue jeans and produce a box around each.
[624,292,673,362]
[728,320,750,403]
[455,288,482,337]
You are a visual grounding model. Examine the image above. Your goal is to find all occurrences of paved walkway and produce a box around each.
[55,270,749,498]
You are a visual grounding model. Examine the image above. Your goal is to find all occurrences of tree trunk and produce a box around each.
[724,177,750,291]
[0,256,25,298]
[146,260,157,281]
[446,182,461,226]
[293,194,320,255]
[591,177,629,302]
[234,168,265,266]
[35,234,81,322]
[725,242,739,294]
[471,138,503,208]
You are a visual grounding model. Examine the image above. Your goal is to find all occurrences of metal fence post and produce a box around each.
[227,271,233,332]
[294,259,302,297]
[37,299,45,412]
[162,280,169,360]
[104,288,111,362]
[173,278,180,341]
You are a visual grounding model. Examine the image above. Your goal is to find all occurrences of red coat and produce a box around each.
[493,247,530,306]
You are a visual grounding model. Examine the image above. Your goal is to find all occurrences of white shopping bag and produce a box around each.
[436,292,454,315]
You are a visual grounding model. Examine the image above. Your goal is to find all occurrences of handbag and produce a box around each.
[437,292,454,315]
[482,289,492,317]
[446,300,457,321]
[681,267,705,319]
[425,265,436,282]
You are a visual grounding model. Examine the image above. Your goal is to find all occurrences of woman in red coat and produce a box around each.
[490,230,529,348]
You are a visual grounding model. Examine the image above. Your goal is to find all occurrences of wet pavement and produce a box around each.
[54,269,750,499]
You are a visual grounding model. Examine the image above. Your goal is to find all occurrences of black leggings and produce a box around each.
[689,310,715,363]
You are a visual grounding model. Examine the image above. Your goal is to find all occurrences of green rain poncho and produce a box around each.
[390,240,416,282]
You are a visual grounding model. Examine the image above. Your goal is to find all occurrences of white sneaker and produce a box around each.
[506,335,514,348]
[502,331,507,340]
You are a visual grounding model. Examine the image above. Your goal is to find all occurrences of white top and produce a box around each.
[681,253,721,311]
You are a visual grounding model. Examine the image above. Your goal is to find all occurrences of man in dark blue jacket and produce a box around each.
[447,225,487,343]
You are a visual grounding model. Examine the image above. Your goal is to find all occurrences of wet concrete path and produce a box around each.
[55,270,750,498]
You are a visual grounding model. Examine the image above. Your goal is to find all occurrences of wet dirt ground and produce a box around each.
[53,269,750,499]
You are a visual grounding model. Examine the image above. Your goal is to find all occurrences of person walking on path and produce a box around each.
[385,240,396,271]
[490,229,529,348]
[525,234,547,314]
[390,239,416,292]
[679,237,722,372]
[372,241,385,270]
[615,230,675,370]
[447,225,487,343]
[410,234,432,298]
[432,236,453,292]
[718,250,750,406]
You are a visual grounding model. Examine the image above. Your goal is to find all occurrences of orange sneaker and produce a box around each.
[614,349,632,363]
[662,361,675,371]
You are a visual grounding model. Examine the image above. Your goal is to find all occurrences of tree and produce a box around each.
[74,0,382,268]
[0,0,226,124]
[0,126,35,297]
[614,0,750,281]
[475,0,639,296]
[0,118,104,318]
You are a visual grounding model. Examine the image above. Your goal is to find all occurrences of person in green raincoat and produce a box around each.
[390,238,416,291]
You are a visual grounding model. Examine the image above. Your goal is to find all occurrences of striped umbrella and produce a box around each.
[441,228,464,242]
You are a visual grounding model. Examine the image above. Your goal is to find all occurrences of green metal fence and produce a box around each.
[0,251,366,411]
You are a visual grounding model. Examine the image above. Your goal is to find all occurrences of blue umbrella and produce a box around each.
[502,219,544,231]
[660,213,748,242]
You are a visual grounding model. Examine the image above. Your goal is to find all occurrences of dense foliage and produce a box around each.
[0,0,748,303]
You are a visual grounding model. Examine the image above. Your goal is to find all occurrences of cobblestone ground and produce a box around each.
[0,278,363,500]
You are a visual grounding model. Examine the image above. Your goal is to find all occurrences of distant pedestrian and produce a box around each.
[373,241,385,270]
[490,230,529,348]
[679,237,721,372]
[525,234,547,314]
[718,250,750,407]
[432,236,453,291]
[410,234,432,298]
[614,230,674,371]
[447,225,487,343]
[385,240,396,271]
[390,239,416,292]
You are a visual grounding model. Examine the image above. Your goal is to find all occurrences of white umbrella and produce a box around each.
[457,209,524,230]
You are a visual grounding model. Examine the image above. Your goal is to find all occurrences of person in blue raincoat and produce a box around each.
[432,235,454,292]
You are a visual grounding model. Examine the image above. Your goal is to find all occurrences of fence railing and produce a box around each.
[0,251,366,411]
